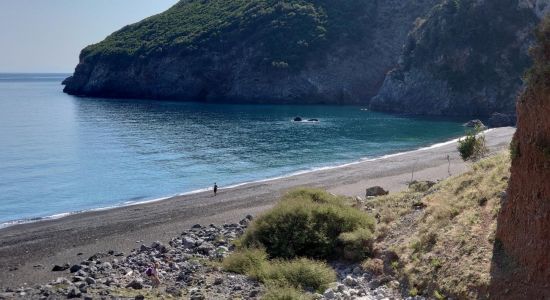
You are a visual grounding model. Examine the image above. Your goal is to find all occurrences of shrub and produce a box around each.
[457,125,488,161]
[222,248,268,277]
[262,285,312,300]
[266,258,336,292]
[240,188,375,260]
[361,258,384,275]
[223,250,336,293]
[338,227,375,260]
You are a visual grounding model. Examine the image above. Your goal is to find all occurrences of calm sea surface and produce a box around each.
[0,73,467,225]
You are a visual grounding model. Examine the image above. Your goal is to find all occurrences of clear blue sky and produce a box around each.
[0,0,179,73]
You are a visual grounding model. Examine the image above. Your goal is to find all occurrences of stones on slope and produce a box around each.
[316,262,423,300]
[366,186,389,197]
[126,279,144,290]
[67,287,81,299]
[6,215,415,299]
[69,264,82,273]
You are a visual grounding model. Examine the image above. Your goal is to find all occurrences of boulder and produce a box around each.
[67,288,81,299]
[308,119,319,122]
[366,186,389,197]
[126,279,144,290]
[69,264,82,273]
[182,237,197,248]
[323,289,336,299]
[464,119,486,128]
[293,117,302,122]
[51,264,70,272]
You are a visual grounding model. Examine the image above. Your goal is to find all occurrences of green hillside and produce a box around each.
[82,0,376,69]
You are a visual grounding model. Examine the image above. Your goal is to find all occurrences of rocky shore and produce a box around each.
[1,216,424,300]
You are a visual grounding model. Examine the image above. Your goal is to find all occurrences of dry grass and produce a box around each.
[366,152,510,299]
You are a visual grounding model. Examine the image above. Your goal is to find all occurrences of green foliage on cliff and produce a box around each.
[81,0,376,69]
[402,0,536,93]
[524,15,550,92]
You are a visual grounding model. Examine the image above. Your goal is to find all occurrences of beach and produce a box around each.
[0,127,514,288]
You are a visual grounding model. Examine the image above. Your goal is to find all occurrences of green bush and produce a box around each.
[338,227,375,260]
[262,285,312,300]
[222,248,268,277]
[457,126,488,161]
[239,188,375,260]
[265,258,336,292]
[223,249,335,293]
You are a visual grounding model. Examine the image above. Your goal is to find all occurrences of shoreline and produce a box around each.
[0,127,514,288]
[0,129,489,229]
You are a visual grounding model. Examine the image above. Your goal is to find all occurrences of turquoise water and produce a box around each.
[0,73,467,225]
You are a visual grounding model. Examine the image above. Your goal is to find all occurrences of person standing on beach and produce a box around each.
[213,182,218,196]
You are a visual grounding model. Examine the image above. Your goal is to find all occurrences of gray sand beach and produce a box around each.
[0,127,514,288]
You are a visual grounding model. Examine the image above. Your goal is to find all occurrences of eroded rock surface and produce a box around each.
[490,16,550,299]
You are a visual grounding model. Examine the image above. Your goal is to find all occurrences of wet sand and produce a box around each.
[0,127,514,288]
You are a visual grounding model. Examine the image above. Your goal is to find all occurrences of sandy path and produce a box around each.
[0,127,514,287]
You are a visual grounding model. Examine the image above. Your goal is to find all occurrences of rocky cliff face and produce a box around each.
[63,0,439,105]
[371,0,540,118]
[490,17,550,299]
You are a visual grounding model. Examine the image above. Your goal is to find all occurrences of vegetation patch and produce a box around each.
[81,0,377,70]
[457,126,489,161]
[239,188,375,260]
[223,248,335,293]
[224,188,375,296]
[366,152,510,298]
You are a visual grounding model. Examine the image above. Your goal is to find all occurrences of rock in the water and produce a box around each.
[308,119,319,122]
[293,117,302,122]
[51,264,70,272]
[366,186,389,197]
[464,119,486,128]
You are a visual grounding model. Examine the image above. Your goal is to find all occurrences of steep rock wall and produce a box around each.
[370,0,539,117]
[490,17,550,299]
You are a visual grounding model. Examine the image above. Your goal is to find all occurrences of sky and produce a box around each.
[0,0,179,73]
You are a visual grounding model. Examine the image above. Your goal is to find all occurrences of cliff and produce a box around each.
[371,0,540,118]
[490,16,550,299]
[63,0,439,104]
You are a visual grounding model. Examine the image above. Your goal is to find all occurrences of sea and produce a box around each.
[0,73,468,226]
